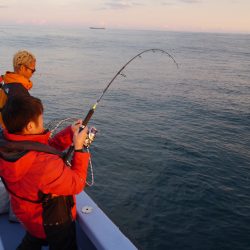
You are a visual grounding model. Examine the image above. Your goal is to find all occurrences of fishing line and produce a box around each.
[86,147,94,187]
[49,118,77,136]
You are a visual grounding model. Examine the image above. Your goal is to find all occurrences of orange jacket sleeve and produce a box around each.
[39,152,90,195]
[48,126,73,151]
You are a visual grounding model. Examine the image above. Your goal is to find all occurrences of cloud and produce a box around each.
[96,0,202,10]
[104,2,131,9]
[161,0,203,5]
[180,0,202,3]
[98,0,144,10]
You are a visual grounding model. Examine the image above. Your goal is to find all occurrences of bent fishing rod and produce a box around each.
[64,49,178,165]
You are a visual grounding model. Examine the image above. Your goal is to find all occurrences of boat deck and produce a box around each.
[0,214,95,250]
[0,191,137,250]
[0,214,24,250]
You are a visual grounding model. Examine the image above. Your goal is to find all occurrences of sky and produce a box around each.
[0,0,249,33]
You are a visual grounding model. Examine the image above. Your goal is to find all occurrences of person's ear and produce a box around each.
[17,65,25,74]
[22,121,36,134]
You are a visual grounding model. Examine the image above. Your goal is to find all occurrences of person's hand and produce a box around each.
[73,126,88,150]
[71,119,83,133]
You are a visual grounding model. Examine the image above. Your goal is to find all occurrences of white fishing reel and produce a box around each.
[84,127,98,148]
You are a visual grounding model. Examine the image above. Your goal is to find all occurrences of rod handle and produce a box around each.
[82,108,94,127]
[64,108,95,166]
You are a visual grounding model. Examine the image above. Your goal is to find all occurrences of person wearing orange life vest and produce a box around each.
[0,95,90,249]
[0,50,36,128]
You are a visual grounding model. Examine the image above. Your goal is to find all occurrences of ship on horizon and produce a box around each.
[89,27,106,30]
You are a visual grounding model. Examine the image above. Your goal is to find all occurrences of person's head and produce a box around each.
[2,95,44,135]
[13,50,36,80]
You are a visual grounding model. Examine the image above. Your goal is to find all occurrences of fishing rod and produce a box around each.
[64,49,178,166]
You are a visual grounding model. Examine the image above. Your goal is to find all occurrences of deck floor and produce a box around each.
[0,214,25,250]
[0,214,95,250]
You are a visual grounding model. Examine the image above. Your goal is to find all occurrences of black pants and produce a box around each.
[16,221,77,250]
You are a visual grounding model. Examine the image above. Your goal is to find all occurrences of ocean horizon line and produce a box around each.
[0,23,249,36]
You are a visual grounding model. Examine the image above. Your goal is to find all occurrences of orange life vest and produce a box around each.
[0,72,33,128]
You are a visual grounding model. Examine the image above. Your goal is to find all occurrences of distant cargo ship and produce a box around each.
[89,27,106,30]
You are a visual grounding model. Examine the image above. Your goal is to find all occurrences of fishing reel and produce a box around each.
[84,126,98,148]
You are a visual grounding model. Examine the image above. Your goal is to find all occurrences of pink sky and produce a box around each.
[0,0,249,33]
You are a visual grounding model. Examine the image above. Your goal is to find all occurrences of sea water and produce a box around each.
[0,25,250,250]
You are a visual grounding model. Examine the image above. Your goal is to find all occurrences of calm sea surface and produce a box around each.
[0,25,250,250]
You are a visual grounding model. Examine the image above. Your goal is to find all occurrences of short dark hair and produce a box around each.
[2,95,43,134]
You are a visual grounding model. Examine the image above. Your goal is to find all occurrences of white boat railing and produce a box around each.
[76,191,137,250]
